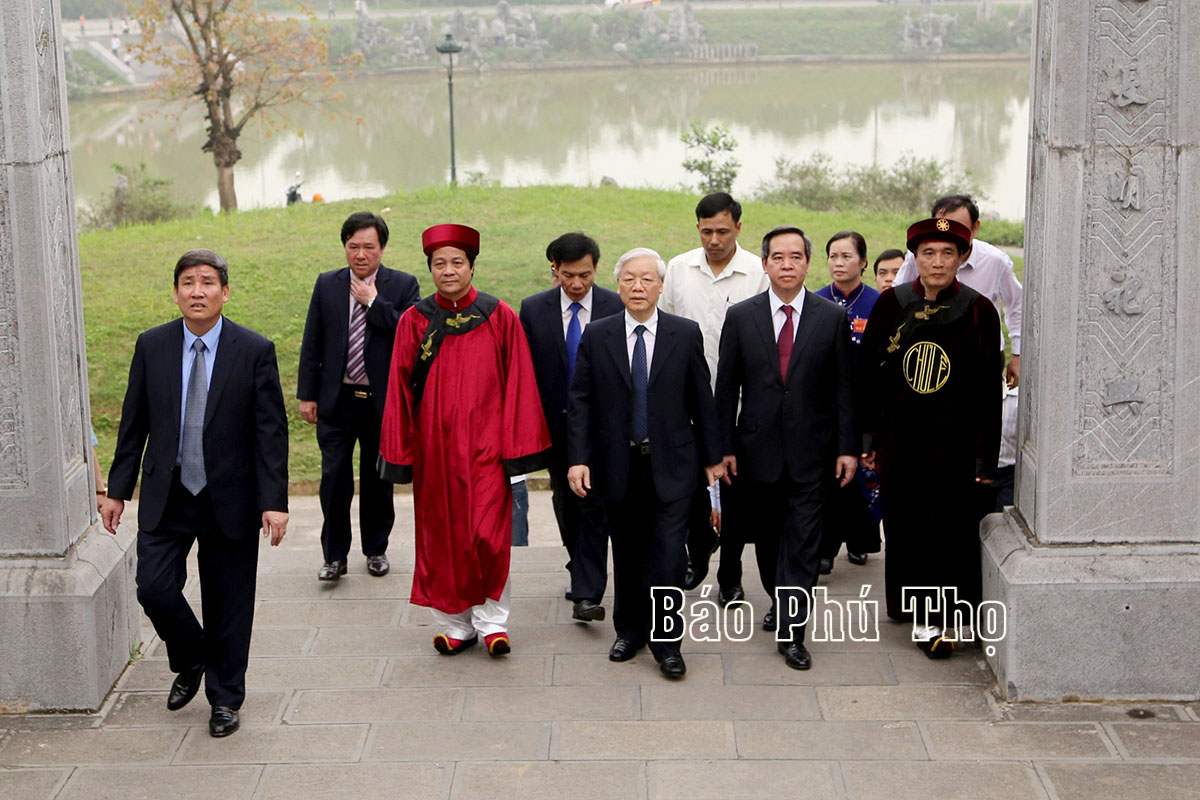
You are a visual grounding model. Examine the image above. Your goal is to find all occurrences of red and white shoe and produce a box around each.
[433,633,478,655]
[484,632,511,657]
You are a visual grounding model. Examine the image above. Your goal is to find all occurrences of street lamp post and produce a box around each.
[434,33,463,186]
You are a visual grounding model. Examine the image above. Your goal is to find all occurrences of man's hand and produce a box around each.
[975,476,995,485]
[299,401,318,424]
[860,451,876,470]
[568,465,591,498]
[262,511,289,546]
[705,463,725,487]
[100,497,124,534]
[350,276,378,306]
[719,454,737,485]
[1006,354,1021,388]
[835,455,857,488]
[710,508,722,535]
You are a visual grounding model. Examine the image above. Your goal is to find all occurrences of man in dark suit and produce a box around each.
[100,249,289,738]
[519,232,624,621]
[715,226,857,670]
[297,212,420,581]
[567,248,724,679]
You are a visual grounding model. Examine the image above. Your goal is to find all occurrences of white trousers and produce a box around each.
[430,577,512,639]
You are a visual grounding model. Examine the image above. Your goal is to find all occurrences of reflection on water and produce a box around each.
[67,61,1030,219]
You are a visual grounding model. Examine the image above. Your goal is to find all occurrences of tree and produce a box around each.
[681,121,740,195]
[128,0,337,211]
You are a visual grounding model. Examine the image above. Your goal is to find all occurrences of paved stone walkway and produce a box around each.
[2,492,1198,799]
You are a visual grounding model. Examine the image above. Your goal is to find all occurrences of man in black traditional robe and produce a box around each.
[859,217,1003,658]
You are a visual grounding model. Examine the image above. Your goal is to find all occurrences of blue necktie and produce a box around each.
[631,324,648,443]
[565,301,582,378]
[180,339,208,495]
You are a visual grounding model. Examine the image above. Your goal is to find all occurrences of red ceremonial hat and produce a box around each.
[421,223,481,257]
[906,217,971,254]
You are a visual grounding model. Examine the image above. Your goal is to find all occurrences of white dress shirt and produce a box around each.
[560,286,593,338]
[998,385,1019,468]
[768,287,805,343]
[624,309,658,378]
[896,238,1023,354]
[661,244,769,383]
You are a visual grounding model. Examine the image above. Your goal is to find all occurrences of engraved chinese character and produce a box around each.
[1107,166,1144,211]
[1102,378,1145,416]
[1111,64,1150,108]
[1103,280,1143,316]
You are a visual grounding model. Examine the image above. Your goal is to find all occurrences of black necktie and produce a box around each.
[631,324,648,443]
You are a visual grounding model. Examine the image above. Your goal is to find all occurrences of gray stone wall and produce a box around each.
[985,0,1200,701]
[1,0,139,711]
[1017,0,1199,545]
[0,0,92,556]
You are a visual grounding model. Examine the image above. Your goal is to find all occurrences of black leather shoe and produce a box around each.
[683,558,709,591]
[819,558,834,575]
[166,663,204,711]
[659,654,687,679]
[847,551,868,566]
[608,638,644,662]
[762,610,777,632]
[564,587,573,601]
[318,559,347,581]
[366,554,390,577]
[572,599,606,622]
[779,641,812,670]
[717,584,745,606]
[208,706,240,737]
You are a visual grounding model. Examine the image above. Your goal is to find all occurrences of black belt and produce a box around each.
[630,442,651,456]
[342,385,372,400]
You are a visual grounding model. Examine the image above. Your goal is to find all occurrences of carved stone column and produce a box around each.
[0,0,139,710]
[983,0,1200,700]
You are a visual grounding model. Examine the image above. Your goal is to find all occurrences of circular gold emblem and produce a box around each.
[936,219,951,232]
[902,341,951,394]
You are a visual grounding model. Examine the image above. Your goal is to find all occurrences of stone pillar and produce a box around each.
[0,1,139,710]
[983,0,1200,700]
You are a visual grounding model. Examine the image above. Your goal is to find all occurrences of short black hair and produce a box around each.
[761,225,812,261]
[931,194,980,226]
[340,211,389,248]
[173,249,228,286]
[695,192,742,223]
[545,232,601,267]
[825,230,867,261]
[872,248,906,275]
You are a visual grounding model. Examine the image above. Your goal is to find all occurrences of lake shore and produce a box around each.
[72,49,1028,99]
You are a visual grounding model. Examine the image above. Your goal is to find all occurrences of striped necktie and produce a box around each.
[346,297,367,382]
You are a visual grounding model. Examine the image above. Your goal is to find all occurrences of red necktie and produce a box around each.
[777,305,794,380]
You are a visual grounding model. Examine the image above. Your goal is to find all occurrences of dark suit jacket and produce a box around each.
[107,317,289,539]
[519,285,624,443]
[715,290,855,484]
[567,310,721,504]
[297,265,420,419]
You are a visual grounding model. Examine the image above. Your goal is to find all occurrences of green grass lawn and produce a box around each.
[82,184,1021,485]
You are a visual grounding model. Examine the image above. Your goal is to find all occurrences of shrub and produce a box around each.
[757,151,983,217]
[79,163,197,231]
[681,122,739,195]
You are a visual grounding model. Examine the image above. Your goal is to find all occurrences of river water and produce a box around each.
[67,60,1031,219]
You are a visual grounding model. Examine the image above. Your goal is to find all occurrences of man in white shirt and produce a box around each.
[894,194,1023,387]
[662,193,769,604]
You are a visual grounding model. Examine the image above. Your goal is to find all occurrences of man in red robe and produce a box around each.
[379,224,551,656]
